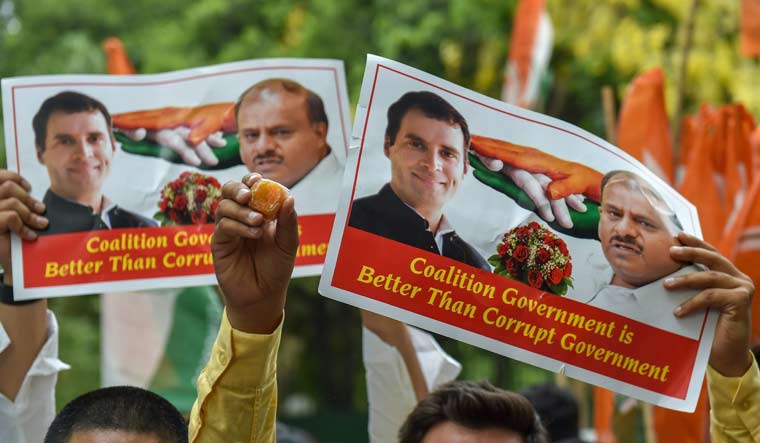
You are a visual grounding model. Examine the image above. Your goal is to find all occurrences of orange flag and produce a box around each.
[593,388,617,443]
[678,106,726,244]
[741,0,760,57]
[721,173,760,342]
[502,0,553,109]
[751,126,760,176]
[616,68,673,183]
[653,383,710,443]
[102,37,136,75]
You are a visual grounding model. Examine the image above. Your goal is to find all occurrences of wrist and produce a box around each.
[710,349,753,378]
[0,272,38,306]
[224,296,286,334]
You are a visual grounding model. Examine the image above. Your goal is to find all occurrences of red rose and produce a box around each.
[180,171,191,179]
[564,262,573,277]
[191,209,208,224]
[170,180,183,191]
[506,258,519,276]
[173,194,188,211]
[536,248,551,264]
[514,244,529,262]
[528,221,540,230]
[558,239,569,255]
[169,209,181,223]
[207,176,221,188]
[527,270,543,288]
[516,227,530,240]
[159,197,169,212]
[210,199,220,218]
[194,188,208,202]
[550,267,564,285]
[497,242,509,258]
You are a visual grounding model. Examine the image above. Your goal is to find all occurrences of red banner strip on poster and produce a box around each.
[332,227,702,398]
[23,213,335,287]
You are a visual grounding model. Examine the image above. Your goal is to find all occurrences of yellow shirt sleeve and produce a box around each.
[707,354,760,443]
[189,308,282,443]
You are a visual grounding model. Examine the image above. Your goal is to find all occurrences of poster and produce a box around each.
[2,58,351,299]
[319,55,717,411]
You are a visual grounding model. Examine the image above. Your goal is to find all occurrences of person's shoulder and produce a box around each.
[348,192,384,229]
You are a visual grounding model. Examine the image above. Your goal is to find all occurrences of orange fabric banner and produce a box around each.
[102,37,136,75]
[741,0,760,57]
[616,68,673,183]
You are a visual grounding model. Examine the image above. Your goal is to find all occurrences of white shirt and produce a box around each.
[0,311,69,443]
[289,151,344,215]
[363,325,461,443]
[587,265,705,339]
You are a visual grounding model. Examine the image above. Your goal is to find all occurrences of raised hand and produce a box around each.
[0,170,48,282]
[665,232,755,377]
[212,173,299,334]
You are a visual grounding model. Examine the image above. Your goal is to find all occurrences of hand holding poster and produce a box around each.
[319,55,718,411]
[1,58,351,299]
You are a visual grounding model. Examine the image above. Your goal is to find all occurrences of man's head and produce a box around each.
[32,91,116,204]
[384,91,470,220]
[235,78,329,188]
[44,386,187,443]
[598,170,684,288]
[399,380,548,443]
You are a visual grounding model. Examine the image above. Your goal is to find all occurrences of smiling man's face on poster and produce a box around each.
[36,102,115,206]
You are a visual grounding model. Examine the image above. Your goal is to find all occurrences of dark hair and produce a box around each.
[520,383,580,443]
[32,91,112,153]
[44,386,188,443]
[234,78,328,130]
[399,380,549,443]
[600,169,683,231]
[384,91,470,152]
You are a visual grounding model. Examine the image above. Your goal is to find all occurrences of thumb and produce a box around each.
[275,196,299,256]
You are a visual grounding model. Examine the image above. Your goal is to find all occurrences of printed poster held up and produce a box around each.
[319,55,718,411]
[2,58,351,299]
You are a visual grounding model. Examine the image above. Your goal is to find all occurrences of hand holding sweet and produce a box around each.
[212,173,298,334]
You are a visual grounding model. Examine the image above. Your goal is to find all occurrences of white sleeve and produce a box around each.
[363,325,461,443]
[0,310,70,443]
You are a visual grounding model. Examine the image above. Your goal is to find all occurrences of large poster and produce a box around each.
[319,55,717,411]
[2,58,351,299]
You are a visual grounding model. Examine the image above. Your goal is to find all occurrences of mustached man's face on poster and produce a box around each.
[598,171,682,289]
[37,109,115,207]
[383,108,467,222]
[236,80,329,189]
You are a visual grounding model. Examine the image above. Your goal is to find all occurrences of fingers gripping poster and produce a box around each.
[319,55,717,411]
[1,59,351,299]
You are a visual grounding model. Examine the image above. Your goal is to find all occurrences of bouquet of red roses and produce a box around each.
[154,171,221,226]
[489,221,574,295]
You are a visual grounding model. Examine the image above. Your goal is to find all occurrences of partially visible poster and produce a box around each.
[2,58,351,299]
[319,55,717,411]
